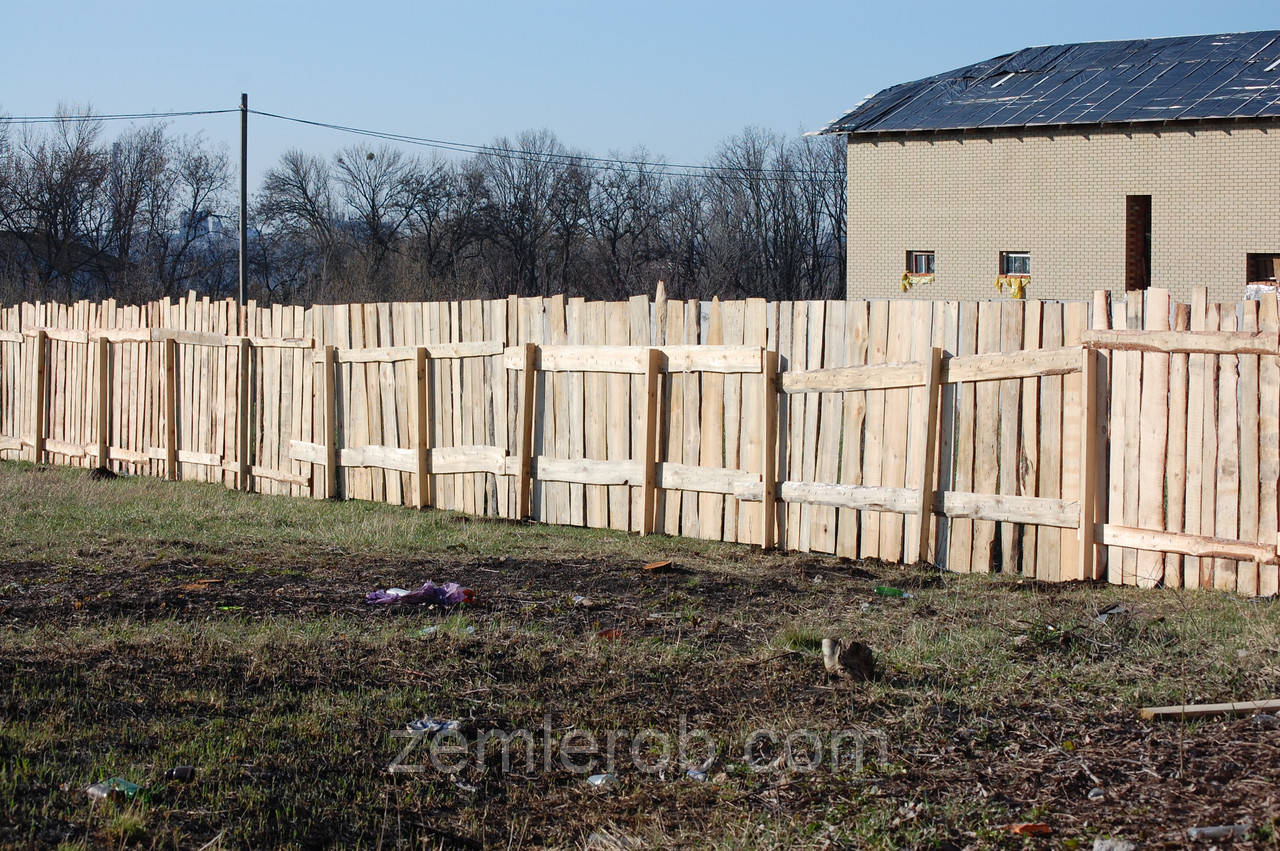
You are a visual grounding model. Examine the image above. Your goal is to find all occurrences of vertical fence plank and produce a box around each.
[761,348,779,549]
[629,295,653,530]
[604,302,630,531]
[721,301,746,543]
[911,346,944,563]
[1237,299,1261,597]
[1079,347,1100,581]
[836,300,870,559]
[1214,305,1241,592]
[415,346,430,509]
[516,342,537,520]
[567,297,586,526]
[1258,292,1280,598]
[738,299,767,546]
[165,338,178,480]
[32,329,47,463]
[997,301,1024,572]
[948,302,978,572]
[1136,289,1171,587]
[583,301,608,529]
[641,347,662,536]
[323,344,338,500]
[970,300,1002,572]
[96,336,109,470]
[1199,302,1222,589]
[1036,303,1064,581]
[699,299,726,542]
[1164,302,1191,587]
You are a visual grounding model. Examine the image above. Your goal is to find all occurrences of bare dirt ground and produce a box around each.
[1,462,1278,849]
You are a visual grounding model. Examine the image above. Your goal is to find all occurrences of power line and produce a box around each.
[0,109,238,125]
[249,109,844,179]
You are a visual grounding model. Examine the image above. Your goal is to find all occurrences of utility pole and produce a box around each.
[238,92,248,333]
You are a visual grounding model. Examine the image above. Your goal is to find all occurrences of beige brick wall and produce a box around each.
[846,122,1280,303]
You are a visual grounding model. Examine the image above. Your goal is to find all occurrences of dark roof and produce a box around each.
[821,31,1280,135]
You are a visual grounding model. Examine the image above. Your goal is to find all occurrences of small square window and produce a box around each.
[906,250,935,275]
[1247,253,1280,284]
[1000,251,1030,276]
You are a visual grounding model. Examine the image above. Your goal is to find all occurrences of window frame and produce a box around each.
[906,250,935,276]
[1000,251,1031,276]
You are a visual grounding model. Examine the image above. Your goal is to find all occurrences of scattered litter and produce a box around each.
[685,769,708,782]
[366,581,474,606]
[642,560,673,573]
[86,777,142,801]
[821,637,876,681]
[873,586,914,599]
[164,765,195,782]
[454,780,478,793]
[216,605,243,612]
[1251,713,1279,729]
[572,595,597,608]
[595,628,623,641]
[1094,602,1132,623]
[586,773,619,789]
[812,574,823,584]
[407,717,461,735]
[1140,698,1280,721]
[418,625,475,637]
[1092,839,1136,851]
[1003,822,1051,837]
[1087,786,1105,801]
[1186,821,1251,841]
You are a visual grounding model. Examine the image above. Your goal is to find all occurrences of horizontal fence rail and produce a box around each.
[1,286,1277,596]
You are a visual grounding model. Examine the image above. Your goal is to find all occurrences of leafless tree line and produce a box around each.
[0,112,845,306]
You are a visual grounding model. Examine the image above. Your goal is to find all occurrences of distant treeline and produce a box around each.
[0,111,845,305]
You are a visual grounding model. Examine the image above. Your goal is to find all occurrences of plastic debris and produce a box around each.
[407,717,461,735]
[572,595,596,608]
[586,773,619,789]
[1251,713,1279,729]
[164,765,195,781]
[1004,823,1051,836]
[1095,603,1132,623]
[873,586,914,599]
[418,624,476,637]
[642,560,673,572]
[86,777,142,801]
[1092,839,1136,851]
[1186,822,1251,841]
[366,581,474,606]
[685,769,708,782]
[1087,786,1105,801]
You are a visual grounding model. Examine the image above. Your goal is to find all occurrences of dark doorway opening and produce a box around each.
[1125,195,1152,291]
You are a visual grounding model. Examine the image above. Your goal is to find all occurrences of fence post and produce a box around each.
[323,344,338,500]
[32,329,47,464]
[913,347,944,563]
[414,346,431,509]
[640,347,662,536]
[164,337,178,480]
[1078,346,1100,580]
[516,343,537,520]
[96,336,109,469]
[761,348,779,549]
[237,337,251,492]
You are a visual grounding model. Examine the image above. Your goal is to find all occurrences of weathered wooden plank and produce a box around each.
[970,301,1001,572]
[947,301,978,572]
[1214,306,1241,591]
[878,300,912,560]
[835,300,870,558]
[761,348,780,549]
[738,299,768,546]
[1258,292,1280,597]
[583,301,608,529]
[661,344,763,374]
[1164,302,1190,586]
[1237,300,1261,596]
[782,361,926,393]
[1099,524,1276,565]
[680,299,702,534]
[698,299,726,542]
[640,347,662,535]
[1081,328,1280,355]
[1135,290,1171,587]
[536,455,642,486]
[1059,301,1087,578]
[1037,302,1065,581]
[604,302,631,531]
[997,301,1024,572]
[1141,699,1280,721]
[912,346,944,563]
[1199,300,1221,589]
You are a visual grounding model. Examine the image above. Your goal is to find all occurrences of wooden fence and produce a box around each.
[1,287,1276,595]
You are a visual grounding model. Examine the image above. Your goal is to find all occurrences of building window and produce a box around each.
[1000,251,1031,276]
[906,250,935,275]
[1247,253,1280,284]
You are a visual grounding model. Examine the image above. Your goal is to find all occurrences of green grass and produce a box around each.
[1,461,1279,849]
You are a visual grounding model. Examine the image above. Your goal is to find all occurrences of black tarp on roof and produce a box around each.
[821,31,1280,135]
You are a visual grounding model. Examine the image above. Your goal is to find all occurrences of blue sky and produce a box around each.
[4,0,1276,182]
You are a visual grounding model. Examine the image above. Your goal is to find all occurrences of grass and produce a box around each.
[1,460,1279,849]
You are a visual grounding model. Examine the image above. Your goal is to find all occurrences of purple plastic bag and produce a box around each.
[365,581,472,606]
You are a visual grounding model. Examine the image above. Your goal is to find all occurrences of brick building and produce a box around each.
[820,31,1280,302]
